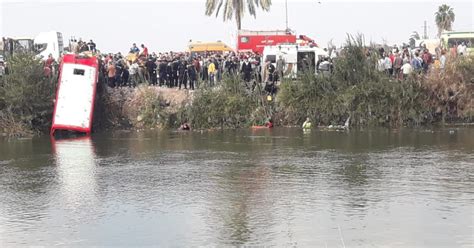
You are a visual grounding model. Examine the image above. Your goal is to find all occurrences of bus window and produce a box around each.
[265,55,276,63]
[73,69,85,76]
[448,38,474,48]
[57,32,64,51]
[35,43,47,53]
[240,37,249,43]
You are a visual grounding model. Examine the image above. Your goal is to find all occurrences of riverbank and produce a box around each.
[1,42,473,137]
[96,41,473,131]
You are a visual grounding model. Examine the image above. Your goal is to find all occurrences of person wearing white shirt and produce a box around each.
[457,42,467,56]
[128,61,140,87]
[401,61,413,80]
[440,51,447,70]
[384,56,393,75]
[377,57,385,72]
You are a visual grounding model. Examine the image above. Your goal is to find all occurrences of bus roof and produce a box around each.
[441,31,474,37]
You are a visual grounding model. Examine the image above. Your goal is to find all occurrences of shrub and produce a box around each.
[187,75,264,129]
[424,56,474,122]
[277,35,431,127]
[0,54,56,135]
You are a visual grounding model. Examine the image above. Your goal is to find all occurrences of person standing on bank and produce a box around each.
[178,60,188,90]
[276,55,285,82]
[241,57,252,83]
[187,62,197,90]
[208,59,216,87]
[107,61,116,87]
[140,44,149,58]
[130,43,140,55]
[145,57,157,85]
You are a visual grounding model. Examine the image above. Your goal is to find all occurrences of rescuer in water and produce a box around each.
[302,117,312,129]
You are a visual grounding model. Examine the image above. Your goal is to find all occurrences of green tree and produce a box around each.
[205,0,272,30]
[0,54,56,134]
[435,4,455,37]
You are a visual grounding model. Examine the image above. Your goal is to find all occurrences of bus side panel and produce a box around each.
[51,54,98,136]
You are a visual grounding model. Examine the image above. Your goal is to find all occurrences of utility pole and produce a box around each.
[423,20,428,39]
[285,0,288,32]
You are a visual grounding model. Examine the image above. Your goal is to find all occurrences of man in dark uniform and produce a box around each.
[171,59,180,88]
[202,59,208,82]
[87,40,96,52]
[166,60,173,87]
[114,61,123,87]
[178,60,188,90]
[187,62,197,90]
[241,58,252,83]
[145,57,157,85]
[158,59,168,87]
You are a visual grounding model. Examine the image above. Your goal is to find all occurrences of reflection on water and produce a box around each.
[53,137,98,218]
[0,128,473,247]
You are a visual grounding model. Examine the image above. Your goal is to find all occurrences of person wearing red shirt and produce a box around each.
[45,54,55,69]
[44,54,55,77]
[140,44,148,58]
[264,118,274,128]
[422,49,433,73]
[389,51,395,65]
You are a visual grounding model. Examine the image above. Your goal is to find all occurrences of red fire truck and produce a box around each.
[237,30,318,54]
[237,30,297,54]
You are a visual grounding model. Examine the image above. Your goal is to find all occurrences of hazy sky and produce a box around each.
[1,0,473,53]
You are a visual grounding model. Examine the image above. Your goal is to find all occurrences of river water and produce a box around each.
[0,128,472,247]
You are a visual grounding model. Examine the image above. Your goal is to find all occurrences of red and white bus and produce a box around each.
[51,54,98,137]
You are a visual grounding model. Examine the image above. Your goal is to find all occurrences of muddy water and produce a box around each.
[0,128,473,247]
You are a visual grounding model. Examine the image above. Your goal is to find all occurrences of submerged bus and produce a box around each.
[440,31,474,55]
[51,54,98,137]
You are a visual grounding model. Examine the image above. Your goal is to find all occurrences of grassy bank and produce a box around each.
[184,76,269,129]
[95,85,193,130]
[277,37,473,127]
[1,39,473,136]
[99,75,270,130]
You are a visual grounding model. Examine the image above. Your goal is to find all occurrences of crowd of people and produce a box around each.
[68,38,97,53]
[19,37,469,92]
[98,43,271,92]
[375,41,468,80]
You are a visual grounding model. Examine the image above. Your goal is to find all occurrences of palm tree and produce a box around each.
[435,4,455,37]
[205,0,272,30]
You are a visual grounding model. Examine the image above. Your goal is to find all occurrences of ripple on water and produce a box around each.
[0,128,473,246]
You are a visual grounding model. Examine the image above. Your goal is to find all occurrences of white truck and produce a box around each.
[34,31,64,61]
[262,44,328,78]
[1,31,63,61]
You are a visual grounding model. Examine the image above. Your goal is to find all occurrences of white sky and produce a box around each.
[1,0,473,53]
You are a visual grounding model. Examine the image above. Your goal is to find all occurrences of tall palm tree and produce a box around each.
[205,0,272,30]
[435,4,455,37]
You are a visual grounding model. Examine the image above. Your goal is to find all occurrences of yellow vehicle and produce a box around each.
[440,31,474,55]
[188,41,233,53]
